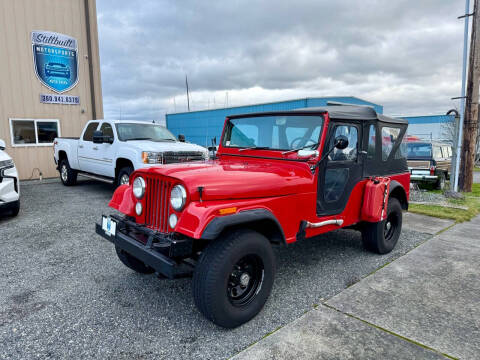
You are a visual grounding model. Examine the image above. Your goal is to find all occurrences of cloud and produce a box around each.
[96,0,466,120]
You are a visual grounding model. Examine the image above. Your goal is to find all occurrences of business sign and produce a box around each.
[40,94,80,105]
[31,31,78,93]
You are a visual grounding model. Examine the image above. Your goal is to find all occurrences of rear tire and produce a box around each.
[193,229,275,328]
[115,246,155,274]
[436,172,446,190]
[117,166,133,187]
[59,159,77,186]
[362,198,402,254]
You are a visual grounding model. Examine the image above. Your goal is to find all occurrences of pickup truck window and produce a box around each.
[407,143,432,158]
[83,122,99,141]
[224,115,323,151]
[116,123,177,142]
[100,123,114,138]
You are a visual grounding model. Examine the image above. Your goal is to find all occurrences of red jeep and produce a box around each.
[96,106,410,328]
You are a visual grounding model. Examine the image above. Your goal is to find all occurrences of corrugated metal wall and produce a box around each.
[166,97,383,147]
[403,114,455,141]
[0,0,103,179]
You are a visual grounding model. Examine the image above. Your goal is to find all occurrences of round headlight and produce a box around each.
[133,177,146,199]
[135,202,143,216]
[169,213,178,229]
[170,184,187,211]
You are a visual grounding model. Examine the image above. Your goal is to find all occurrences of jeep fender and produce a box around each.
[389,180,408,210]
[200,208,286,244]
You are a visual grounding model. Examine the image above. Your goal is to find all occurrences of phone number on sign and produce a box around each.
[40,94,80,105]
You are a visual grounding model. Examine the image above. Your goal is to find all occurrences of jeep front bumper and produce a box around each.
[95,214,194,279]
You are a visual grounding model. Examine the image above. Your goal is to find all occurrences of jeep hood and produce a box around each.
[137,157,314,201]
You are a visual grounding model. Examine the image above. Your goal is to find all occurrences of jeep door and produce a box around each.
[316,121,363,216]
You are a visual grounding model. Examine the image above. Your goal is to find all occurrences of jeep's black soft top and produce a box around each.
[229,105,407,124]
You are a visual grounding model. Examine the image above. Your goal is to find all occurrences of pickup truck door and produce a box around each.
[91,122,116,177]
[77,122,100,173]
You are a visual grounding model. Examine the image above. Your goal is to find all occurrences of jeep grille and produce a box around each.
[144,175,173,233]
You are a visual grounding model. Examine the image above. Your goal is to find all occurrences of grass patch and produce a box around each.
[409,183,480,223]
[474,166,480,172]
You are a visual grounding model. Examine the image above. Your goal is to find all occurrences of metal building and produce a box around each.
[166,97,382,147]
[402,115,455,142]
[0,0,103,180]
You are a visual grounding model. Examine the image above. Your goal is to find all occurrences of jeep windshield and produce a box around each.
[116,123,177,142]
[223,115,324,151]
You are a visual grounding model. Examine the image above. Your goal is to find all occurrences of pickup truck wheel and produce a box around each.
[9,200,20,217]
[192,229,275,328]
[436,172,446,190]
[117,166,133,187]
[115,246,155,274]
[362,198,402,254]
[59,159,77,186]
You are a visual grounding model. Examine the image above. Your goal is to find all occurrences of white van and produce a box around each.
[0,139,20,217]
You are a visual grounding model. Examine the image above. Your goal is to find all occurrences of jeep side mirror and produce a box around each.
[92,130,104,144]
[178,134,186,142]
[334,135,349,150]
[314,135,350,170]
[0,139,5,150]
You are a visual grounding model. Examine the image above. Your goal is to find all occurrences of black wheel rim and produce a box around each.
[384,212,398,242]
[227,254,264,307]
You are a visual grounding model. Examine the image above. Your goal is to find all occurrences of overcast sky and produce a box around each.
[96,0,467,121]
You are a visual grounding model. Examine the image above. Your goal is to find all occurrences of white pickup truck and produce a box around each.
[53,120,208,186]
[0,139,20,217]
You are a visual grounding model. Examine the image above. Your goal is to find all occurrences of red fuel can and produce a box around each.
[361,177,391,222]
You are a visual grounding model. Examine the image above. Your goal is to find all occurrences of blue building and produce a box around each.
[166,96,383,147]
[401,114,455,142]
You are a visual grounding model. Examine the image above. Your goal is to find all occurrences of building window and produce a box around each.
[10,118,60,146]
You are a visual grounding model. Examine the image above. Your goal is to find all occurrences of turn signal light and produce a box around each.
[430,165,436,176]
[218,207,237,215]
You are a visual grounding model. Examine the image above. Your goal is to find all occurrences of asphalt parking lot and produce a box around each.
[1,179,432,360]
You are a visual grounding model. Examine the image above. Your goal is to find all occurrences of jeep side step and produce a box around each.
[305,219,344,228]
[78,172,114,184]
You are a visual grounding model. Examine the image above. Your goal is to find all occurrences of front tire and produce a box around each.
[59,159,77,186]
[193,229,275,328]
[362,198,402,254]
[9,200,20,217]
[117,166,133,187]
[115,246,155,274]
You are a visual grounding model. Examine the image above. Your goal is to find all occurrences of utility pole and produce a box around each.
[460,0,480,192]
[454,0,471,192]
[185,75,190,112]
